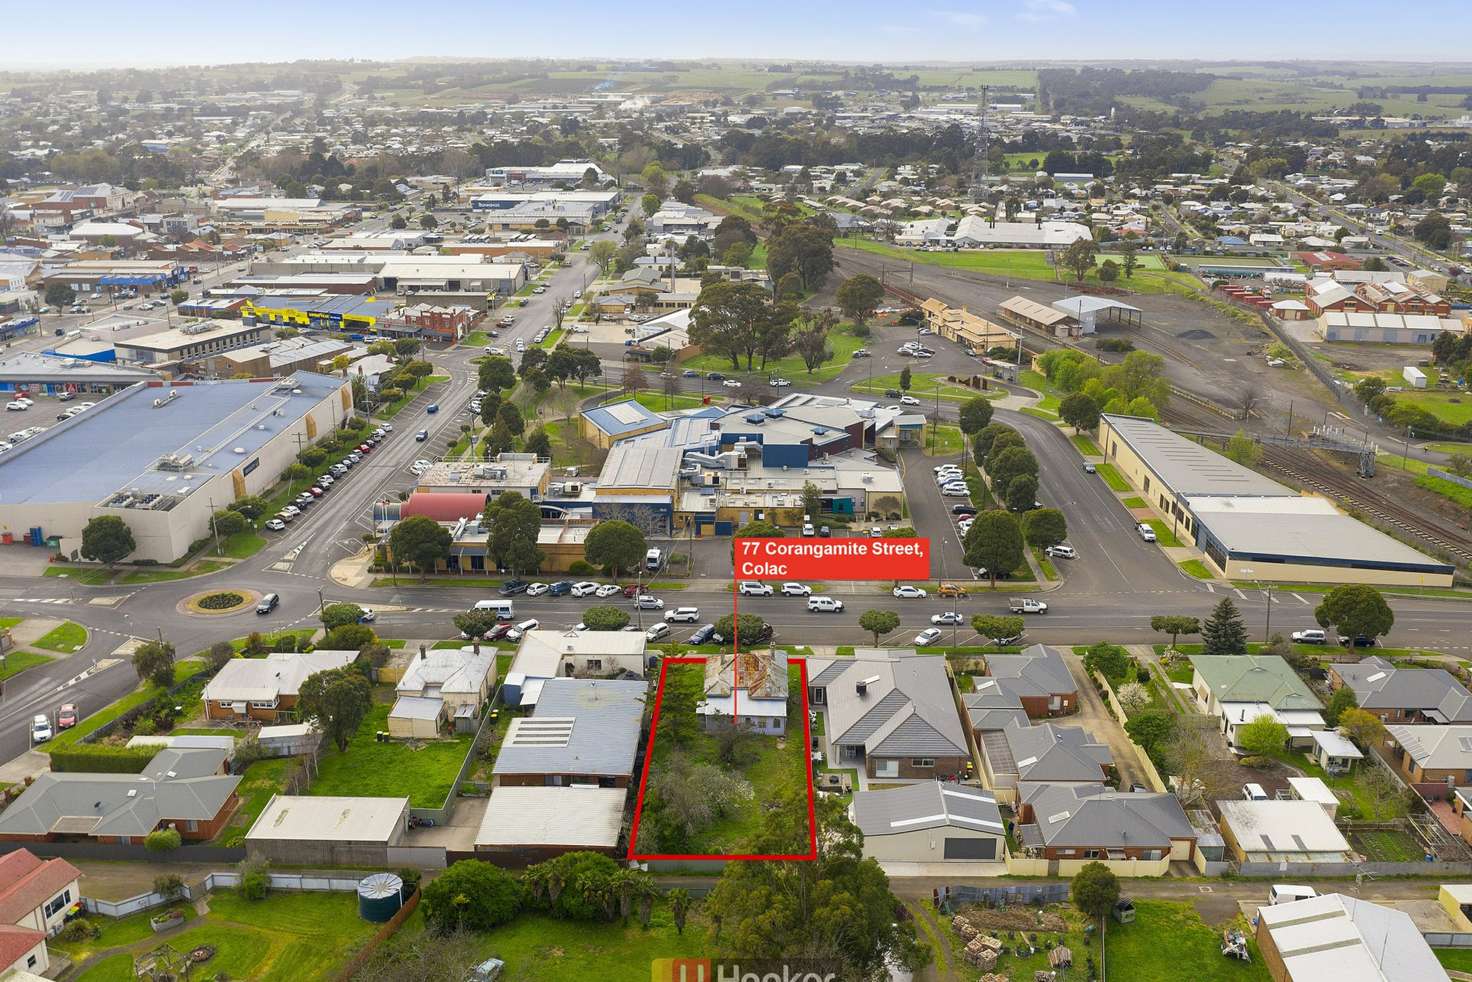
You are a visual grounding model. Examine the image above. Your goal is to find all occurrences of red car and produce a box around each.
[56,704,79,729]
[485,623,513,642]
[357,443,372,453]
[622,584,639,599]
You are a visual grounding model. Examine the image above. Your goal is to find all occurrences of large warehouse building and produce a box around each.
[0,372,351,562]
[1098,414,1453,587]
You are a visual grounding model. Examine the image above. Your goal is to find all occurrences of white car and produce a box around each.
[525,582,550,597]
[931,611,965,626]
[914,628,944,646]
[942,485,971,497]
[4,401,27,412]
[893,585,928,599]
[806,596,844,613]
[1137,523,1157,543]
[264,519,287,532]
[738,581,774,597]
[664,606,700,623]
[769,377,791,387]
[899,395,921,406]
[722,379,742,388]
[570,581,599,597]
[359,608,376,623]
[635,594,665,610]
[30,714,52,744]
[505,618,539,641]
[594,583,622,598]
[1045,544,1077,560]
[780,582,811,597]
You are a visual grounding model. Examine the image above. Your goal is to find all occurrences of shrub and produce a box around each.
[57,919,100,943]
[50,743,159,773]
[421,860,522,934]
[197,592,244,610]
[1240,755,1274,769]
[154,874,186,899]
[239,859,271,900]
[144,828,182,853]
[567,560,595,575]
[207,641,235,671]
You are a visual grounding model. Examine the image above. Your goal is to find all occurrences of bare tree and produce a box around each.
[1163,716,1235,807]
[1239,381,1261,420]
[349,927,482,981]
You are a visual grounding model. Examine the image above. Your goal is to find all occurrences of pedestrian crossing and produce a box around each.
[10,597,73,605]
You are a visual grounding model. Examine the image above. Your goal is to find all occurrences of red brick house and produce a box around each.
[203,649,358,723]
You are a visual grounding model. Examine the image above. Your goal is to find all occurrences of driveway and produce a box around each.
[1061,649,1149,791]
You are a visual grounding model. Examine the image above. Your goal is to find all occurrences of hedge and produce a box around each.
[50,742,160,773]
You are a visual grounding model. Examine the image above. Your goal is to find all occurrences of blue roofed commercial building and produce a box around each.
[0,372,351,562]
[1097,414,1453,587]
[579,398,669,449]
[40,260,188,299]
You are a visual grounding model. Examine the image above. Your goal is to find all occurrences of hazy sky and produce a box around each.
[5,0,1470,67]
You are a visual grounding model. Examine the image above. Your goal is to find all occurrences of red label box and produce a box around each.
[733,536,930,581]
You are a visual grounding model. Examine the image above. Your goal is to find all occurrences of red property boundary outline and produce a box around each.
[627,656,818,862]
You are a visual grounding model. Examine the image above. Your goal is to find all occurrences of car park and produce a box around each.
[931,611,965,626]
[665,607,700,623]
[806,596,844,613]
[914,628,943,646]
[780,582,811,597]
[1136,523,1157,543]
[738,581,773,597]
[635,594,665,610]
[1045,544,1077,559]
[570,581,599,597]
[893,585,928,599]
[525,582,550,597]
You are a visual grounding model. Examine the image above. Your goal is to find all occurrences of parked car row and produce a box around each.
[267,425,388,529]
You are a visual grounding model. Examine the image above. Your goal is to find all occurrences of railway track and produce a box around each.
[1257,446,1472,566]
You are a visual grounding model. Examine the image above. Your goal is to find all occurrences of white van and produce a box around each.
[472,599,514,621]
[1241,783,1269,801]
[645,547,663,572]
[1269,885,1318,906]
[505,618,539,641]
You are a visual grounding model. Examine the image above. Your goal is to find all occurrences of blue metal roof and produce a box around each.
[582,398,666,437]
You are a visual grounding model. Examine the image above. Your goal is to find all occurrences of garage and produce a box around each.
[852,781,1006,867]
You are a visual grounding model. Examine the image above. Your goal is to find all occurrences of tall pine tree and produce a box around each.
[1201,597,1248,656]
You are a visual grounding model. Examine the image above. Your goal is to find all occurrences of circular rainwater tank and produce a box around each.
[357,872,405,923]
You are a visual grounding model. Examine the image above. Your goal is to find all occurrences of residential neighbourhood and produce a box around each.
[3,18,1472,982]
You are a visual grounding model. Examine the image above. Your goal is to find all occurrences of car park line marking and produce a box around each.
[1291,593,1308,604]
[1233,588,1246,599]
[12,598,73,605]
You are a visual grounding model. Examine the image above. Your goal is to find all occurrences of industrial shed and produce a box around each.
[245,795,408,866]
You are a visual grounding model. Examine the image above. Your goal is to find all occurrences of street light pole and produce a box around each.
[317,588,327,628]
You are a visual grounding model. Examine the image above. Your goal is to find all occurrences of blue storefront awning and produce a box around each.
[99,275,166,286]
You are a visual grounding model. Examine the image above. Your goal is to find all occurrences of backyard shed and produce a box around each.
[245,795,409,867]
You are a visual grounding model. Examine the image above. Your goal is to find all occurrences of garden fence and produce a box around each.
[83,872,368,919]
[936,883,1068,911]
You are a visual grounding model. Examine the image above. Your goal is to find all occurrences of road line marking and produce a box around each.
[1233,588,1246,600]
[1292,593,1308,604]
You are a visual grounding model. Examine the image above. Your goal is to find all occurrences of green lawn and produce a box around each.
[1435,948,1472,972]
[1094,462,1131,492]
[43,566,115,585]
[31,620,88,653]
[0,616,20,630]
[463,330,491,346]
[370,574,502,588]
[1033,546,1059,581]
[74,889,380,982]
[1179,559,1215,579]
[376,373,445,420]
[0,649,53,682]
[117,560,230,584]
[1145,519,1183,548]
[923,423,965,457]
[43,661,209,752]
[309,697,473,807]
[631,388,709,412]
[55,904,199,962]
[1071,433,1101,455]
[1121,495,1147,509]
[390,902,711,982]
[696,193,765,224]
[1416,473,1472,508]
[635,662,808,855]
[1106,900,1269,982]
[230,628,317,653]
[678,323,867,383]
[215,756,292,846]
[536,327,565,349]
